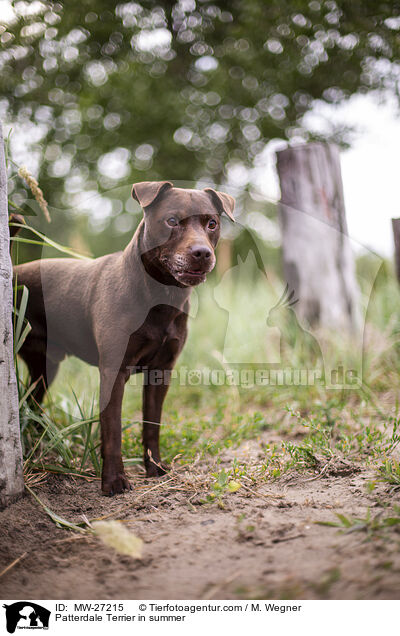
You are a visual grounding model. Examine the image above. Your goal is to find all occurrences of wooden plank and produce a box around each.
[276,142,360,330]
[0,124,24,509]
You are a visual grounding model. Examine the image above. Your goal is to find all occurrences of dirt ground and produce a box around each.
[1,434,400,601]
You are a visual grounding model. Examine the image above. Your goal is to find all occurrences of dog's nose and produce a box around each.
[191,245,212,260]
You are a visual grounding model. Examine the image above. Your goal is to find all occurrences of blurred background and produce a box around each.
[2,0,400,265]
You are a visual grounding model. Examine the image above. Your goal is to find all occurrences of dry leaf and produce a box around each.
[228,480,242,493]
[92,521,143,558]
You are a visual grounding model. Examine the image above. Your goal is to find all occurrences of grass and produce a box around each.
[379,459,400,488]
[316,506,400,540]
[276,407,400,475]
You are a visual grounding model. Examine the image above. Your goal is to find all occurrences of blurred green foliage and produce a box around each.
[2,0,400,257]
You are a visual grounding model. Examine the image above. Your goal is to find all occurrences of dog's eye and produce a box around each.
[166,217,178,227]
[208,219,217,230]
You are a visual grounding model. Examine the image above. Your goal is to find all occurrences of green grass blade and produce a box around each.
[15,322,31,355]
[335,514,353,528]
[41,464,96,477]
[315,521,342,528]
[26,485,88,533]
[10,223,92,260]
[14,285,31,355]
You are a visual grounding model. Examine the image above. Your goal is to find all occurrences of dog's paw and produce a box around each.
[145,461,170,478]
[101,472,132,497]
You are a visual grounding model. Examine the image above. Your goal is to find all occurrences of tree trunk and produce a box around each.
[392,218,400,283]
[276,142,360,330]
[0,124,24,509]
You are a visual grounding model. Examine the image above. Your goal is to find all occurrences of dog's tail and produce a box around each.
[8,213,25,256]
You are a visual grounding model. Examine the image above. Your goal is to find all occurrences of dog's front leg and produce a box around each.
[142,374,171,478]
[99,368,131,496]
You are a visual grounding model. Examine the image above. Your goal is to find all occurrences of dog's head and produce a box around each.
[132,181,235,287]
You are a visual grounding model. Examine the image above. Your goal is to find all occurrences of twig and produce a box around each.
[202,569,241,600]
[240,483,284,500]
[0,552,27,579]
[272,533,304,544]
[53,535,92,545]
[90,477,176,522]
[303,461,332,482]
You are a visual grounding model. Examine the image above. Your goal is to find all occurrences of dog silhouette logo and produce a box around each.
[3,602,50,633]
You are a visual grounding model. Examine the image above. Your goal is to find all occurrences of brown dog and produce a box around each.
[13,181,235,495]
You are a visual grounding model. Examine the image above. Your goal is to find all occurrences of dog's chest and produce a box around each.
[126,304,188,369]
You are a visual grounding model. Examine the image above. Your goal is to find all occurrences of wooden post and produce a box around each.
[276,142,360,330]
[392,218,400,283]
[0,124,24,508]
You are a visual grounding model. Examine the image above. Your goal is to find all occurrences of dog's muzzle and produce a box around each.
[164,248,216,286]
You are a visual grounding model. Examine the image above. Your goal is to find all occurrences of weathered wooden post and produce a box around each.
[276,142,360,330]
[392,218,400,283]
[0,124,24,508]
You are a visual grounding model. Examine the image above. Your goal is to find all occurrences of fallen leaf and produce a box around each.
[228,480,242,493]
[92,521,143,558]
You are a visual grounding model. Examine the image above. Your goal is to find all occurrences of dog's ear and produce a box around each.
[131,181,173,209]
[204,188,235,222]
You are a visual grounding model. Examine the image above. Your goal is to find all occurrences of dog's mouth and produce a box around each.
[158,253,215,287]
[174,268,208,286]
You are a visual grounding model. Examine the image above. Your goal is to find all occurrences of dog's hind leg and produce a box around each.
[20,347,59,406]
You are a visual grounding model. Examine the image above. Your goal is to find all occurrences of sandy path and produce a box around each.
[1,452,399,600]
